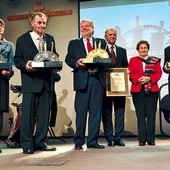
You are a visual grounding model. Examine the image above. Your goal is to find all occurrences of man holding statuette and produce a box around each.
[65,19,107,150]
[14,12,58,154]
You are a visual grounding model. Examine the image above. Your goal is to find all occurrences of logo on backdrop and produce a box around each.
[116,15,170,60]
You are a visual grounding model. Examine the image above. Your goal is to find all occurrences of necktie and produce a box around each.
[38,37,45,52]
[110,45,116,64]
[86,38,93,53]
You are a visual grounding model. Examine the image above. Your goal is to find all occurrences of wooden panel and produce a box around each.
[7,9,72,21]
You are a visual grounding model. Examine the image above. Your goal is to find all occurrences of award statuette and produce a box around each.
[30,51,63,70]
[0,54,12,69]
[29,40,63,70]
[82,41,111,68]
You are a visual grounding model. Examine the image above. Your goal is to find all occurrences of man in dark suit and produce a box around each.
[65,19,106,150]
[102,28,128,147]
[14,12,57,154]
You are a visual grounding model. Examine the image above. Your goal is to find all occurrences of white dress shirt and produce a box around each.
[83,37,93,54]
[30,31,46,51]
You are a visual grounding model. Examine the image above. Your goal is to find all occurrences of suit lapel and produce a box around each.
[115,45,118,56]
[79,38,86,55]
[24,31,39,53]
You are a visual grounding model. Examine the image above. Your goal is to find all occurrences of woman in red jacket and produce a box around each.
[128,40,162,146]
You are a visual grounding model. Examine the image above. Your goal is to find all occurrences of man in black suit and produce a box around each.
[102,28,128,147]
[14,12,57,154]
[65,19,106,150]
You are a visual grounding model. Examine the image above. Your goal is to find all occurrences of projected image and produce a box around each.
[80,1,170,60]
[80,0,170,135]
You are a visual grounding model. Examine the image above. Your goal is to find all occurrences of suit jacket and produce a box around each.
[14,31,57,93]
[65,37,106,91]
[163,46,170,77]
[128,56,162,93]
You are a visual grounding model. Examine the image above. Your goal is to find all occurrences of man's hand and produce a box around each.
[76,58,86,68]
[26,61,34,71]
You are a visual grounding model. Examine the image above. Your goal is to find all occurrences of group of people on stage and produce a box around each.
[0,13,169,154]
[65,19,162,150]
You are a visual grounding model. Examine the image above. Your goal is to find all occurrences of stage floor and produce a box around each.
[0,136,170,170]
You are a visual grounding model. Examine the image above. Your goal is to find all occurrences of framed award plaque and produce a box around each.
[106,68,130,96]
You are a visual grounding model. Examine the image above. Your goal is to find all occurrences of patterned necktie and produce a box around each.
[110,45,116,64]
[38,37,45,52]
[86,38,93,53]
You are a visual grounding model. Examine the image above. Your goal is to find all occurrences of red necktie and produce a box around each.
[86,38,93,53]
[110,45,116,64]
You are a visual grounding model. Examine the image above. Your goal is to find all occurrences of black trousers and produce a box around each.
[132,89,158,143]
[0,78,9,112]
[20,91,51,150]
[74,76,103,146]
[102,95,126,141]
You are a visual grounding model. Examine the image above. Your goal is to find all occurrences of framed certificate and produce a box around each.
[106,68,130,96]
